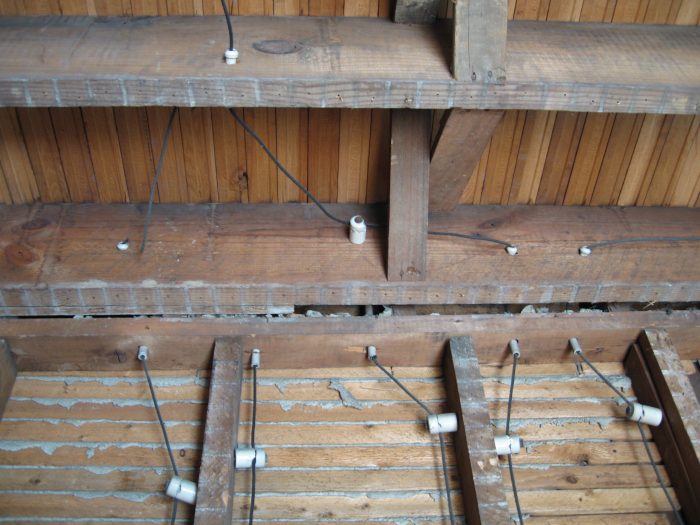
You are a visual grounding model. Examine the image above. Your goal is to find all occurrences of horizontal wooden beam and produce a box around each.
[2,310,700,371]
[1,203,699,315]
[194,338,244,525]
[444,336,510,523]
[0,16,697,113]
[0,339,16,420]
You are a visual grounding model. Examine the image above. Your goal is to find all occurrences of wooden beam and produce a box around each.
[0,17,698,113]
[388,110,430,281]
[429,109,504,212]
[0,339,16,420]
[444,336,510,523]
[394,0,440,24]
[637,328,700,521]
[624,343,699,522]
[194,338,245,525]
[2,310,700,371]
[1,203,700,314]
[453,0,507,83]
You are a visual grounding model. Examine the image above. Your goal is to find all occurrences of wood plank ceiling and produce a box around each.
[0,0,697,208]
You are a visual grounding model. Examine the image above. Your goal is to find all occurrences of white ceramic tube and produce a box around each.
[569,337,583,355]
[349,215,367,245]
[367,345,377,360]
[166,476,197,505]
[494,434,521,455]
[508,339,521,358]
[235,447,267,469]
[626,402,663,427]
[251,348,260,368]
[427,413,458,434]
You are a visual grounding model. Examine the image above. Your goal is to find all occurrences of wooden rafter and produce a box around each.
[444,336,510,523]
[1,203,699,315]
[194,338,245,525]
[0,339,16,420]
[0,17,697,113]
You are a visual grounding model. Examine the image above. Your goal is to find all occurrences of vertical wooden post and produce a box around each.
[453,0,508,83]
[0,339,16,420]
[388,109,431,281]
[194,338,245,525]
[444,336,510,524]
[429,109,504,212]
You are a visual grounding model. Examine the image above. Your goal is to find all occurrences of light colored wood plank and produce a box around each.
[81,107,128,202]
[337,109,371,204]
[275,108,308,203]
[617,114,666,206]
[211,107,247,202]
[179,108,218,202]
[113,107,155,203]
[0,108,39,203]
[145,107,188,203]
[453,0,508,82]
[388,109,430,281]
[507,110,555,204]
[242,108,277,203]
[666,115,700,206]
[308,109,339,202]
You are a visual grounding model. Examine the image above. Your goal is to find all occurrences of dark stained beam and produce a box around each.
[388,110,431,281]
[444,336,510,523]
[194,338,245,525]
[429,109,504,212]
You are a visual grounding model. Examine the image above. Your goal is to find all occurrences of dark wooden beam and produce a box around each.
[444,336,510,523]
[194,338,245,525]
[0,339,16,420]
[429,109,504,212]
[388,110,430,281]
[394,0,440,24]
[0,17,697,113]
[453,0,508,83]
[2,310,700,371]
[1,203,700,314]
[624,343,699,522]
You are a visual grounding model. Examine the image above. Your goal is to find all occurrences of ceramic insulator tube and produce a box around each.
[426,413,458,434]
[166,476,197,505]
[349,215,367,245]
[235,447,267,469]
[494,434,521,456]
[626,402,663,427]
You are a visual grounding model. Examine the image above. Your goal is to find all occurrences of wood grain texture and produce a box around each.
[0,17,697,113]
[1,203,700,315]
[0,339,16,420]
[194,338,244,525]
[388,110,430,281]
[4,308,700,371]
[429,109,504,211]
[444,336,510,524]
[453,0,508,82]
[394,0,441,23]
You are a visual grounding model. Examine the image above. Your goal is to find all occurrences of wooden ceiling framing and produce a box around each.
[0,0,699,523]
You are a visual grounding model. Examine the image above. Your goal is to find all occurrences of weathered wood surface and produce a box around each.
[0,17,698,113]
[444,336,510,523]
[453,0,508,83]
[194,338,244,525]
[394,0,441,24]
[429,109,504,211]
[388,110,430,281]
[1,203,699,315]
[0,339,16,419]
[3,310,700,371]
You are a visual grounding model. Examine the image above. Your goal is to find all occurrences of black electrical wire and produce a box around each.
[576,351,633,409]
[505,355,524,525]
[220,0,234,51]
[581,236,700,254]
[637,421,685,525]
[249,364,259,525]
[369,354,455,525]
[140,106,179,254]
[141,358,179,525]
[226,107,515,251]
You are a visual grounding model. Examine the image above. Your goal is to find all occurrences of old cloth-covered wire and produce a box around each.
[506,354,524,525]
[369,355,455,525]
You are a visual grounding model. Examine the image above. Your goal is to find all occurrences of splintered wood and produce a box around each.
[0,357,683,523]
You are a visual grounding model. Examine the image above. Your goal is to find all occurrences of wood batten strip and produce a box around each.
[0,339,16,420]
[444,336,510,524]
[388,110,430,281]
[0,17,697,113]
[194,338,245,525]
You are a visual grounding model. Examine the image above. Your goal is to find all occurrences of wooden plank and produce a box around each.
[638,328,700,522]
[444,336,510,524]
[0,338,16,420]
[624,343,698,523]
[429,109,504,212]
[193,338,244,525]
[453,0,508,82]
[0,17,698,113]
[0,108,39,203]
[394,0,440,23]
[388,110,430,281]
[0,203,699,314]
[4,310,700,371]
